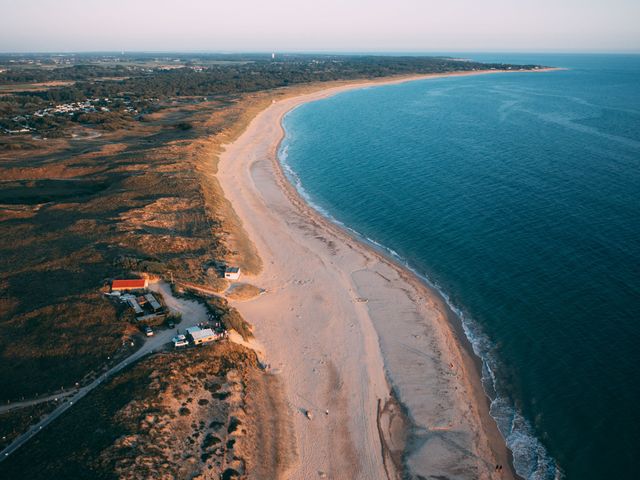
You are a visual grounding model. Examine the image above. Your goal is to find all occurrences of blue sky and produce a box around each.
[1,0,638,53]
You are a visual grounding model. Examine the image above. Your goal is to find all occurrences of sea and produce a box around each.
[279,54,640,480]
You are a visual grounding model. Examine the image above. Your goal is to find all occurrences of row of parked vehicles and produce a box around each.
[142,322,226,349]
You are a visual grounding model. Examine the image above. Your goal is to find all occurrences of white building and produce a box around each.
[224,266,241,280]
[190,328,218,345]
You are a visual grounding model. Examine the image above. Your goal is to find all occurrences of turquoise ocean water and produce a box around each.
[279,55,640,480]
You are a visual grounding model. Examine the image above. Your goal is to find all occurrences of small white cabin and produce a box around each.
[224,266,241,280]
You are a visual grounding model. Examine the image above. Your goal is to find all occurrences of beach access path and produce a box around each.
[217,72,519,480]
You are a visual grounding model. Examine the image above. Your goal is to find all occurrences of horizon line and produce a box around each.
[1,49,639,56]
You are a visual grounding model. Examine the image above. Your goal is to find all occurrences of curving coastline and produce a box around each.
[216,71,545,479]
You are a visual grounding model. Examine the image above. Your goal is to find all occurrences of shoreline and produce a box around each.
[216,69,549,478]
[270,72,519,478]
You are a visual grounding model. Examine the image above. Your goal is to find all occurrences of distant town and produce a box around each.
[0,52,541,139]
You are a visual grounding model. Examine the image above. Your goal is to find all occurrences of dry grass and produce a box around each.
[0,342,294,480]
[0,99,242,400]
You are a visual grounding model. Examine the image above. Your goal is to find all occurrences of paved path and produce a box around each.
[0,281,208,462]
[0,392,73,414]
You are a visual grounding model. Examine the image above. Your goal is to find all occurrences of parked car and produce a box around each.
[168,320,175,329]
[172,334,188,348]
[144,326,154,337]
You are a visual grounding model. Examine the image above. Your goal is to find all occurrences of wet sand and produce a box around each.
[216,71,525,479]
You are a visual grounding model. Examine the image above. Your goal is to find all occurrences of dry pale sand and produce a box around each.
[217,72,523,480]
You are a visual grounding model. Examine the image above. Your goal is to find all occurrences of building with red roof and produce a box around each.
[111,278,148,292]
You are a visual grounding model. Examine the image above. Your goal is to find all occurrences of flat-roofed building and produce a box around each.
[189,328,218,345]
[144,293,162,312]
[128,298,144,316]
[224,266,241,280]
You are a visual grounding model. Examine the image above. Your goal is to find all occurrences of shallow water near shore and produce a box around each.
[279,54,640,480]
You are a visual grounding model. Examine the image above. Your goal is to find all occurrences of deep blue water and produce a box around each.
[280,55,640,480]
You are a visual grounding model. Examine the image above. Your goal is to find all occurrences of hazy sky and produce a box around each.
[1,0,638,53]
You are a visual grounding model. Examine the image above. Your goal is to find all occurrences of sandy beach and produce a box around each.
[217,71,523,479]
